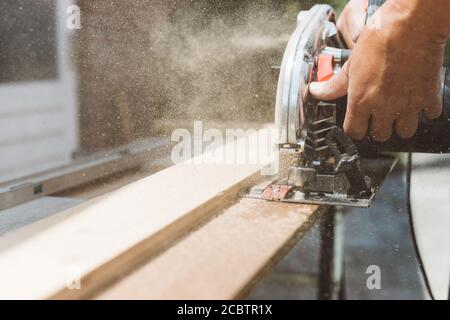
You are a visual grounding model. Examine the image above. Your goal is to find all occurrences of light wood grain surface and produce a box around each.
[0,129,325,300]
[0,159,264,299]
[96,199,326,300]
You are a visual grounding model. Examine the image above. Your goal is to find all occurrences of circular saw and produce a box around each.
[248,3,450,207]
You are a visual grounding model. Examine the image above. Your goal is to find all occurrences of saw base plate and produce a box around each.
[246,155,398,208]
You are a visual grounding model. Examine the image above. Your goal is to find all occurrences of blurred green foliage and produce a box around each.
[324,0,347,12]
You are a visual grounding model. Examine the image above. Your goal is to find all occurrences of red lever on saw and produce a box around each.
[262,185,293,201]
[317,54,334,82]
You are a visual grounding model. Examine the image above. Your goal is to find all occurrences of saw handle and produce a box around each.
[339,67,450,154]
[357,0,449,153]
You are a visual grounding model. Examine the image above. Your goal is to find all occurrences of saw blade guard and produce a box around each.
[275,5,343,148]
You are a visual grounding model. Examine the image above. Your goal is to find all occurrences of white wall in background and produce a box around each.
[0,0,79,183]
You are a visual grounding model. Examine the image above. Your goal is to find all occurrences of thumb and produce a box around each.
[309,61,350,101]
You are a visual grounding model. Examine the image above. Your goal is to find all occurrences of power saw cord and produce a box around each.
[406,153,436,300]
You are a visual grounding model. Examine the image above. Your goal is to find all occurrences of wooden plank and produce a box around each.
[0,145,266,299]
[95,199,327,300]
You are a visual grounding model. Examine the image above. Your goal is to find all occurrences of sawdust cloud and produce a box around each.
[76,0,311,150]
[157,4,296,121]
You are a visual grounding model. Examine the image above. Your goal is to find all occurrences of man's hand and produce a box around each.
[310,0,450,142]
